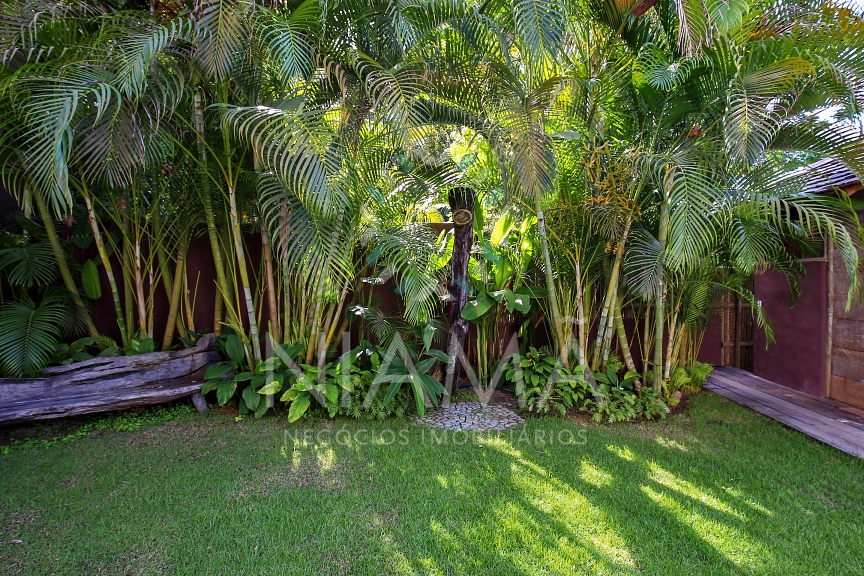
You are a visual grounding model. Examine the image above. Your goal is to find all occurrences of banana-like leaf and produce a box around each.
[81,258,101,299]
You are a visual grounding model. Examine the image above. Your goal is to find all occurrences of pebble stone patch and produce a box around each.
[415,402,524,431]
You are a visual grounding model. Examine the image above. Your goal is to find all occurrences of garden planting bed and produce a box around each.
[0,335,217,424]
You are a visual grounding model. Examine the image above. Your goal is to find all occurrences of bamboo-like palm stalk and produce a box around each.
[183,259,196,332]
[305,269,326,365]
[253,140,282,345]
[219,96,262,364]
[226,183,262,364]
[535,205,568,368]
[121,205,135,342]
[663,301,681,381]
[193,90,231,336]
[33,192,99,338]
[161,230,188,350]
[653,203,670,392]
[574,259,587,366]
[322,281,350,352]
[151,185,185,341]
[260,228,281,344]
[132,231,148,335]
[80,185,129,346]
[613,299,635,370]
[591,218,631,370]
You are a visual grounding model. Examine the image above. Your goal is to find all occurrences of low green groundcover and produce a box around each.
[1,393,863,575]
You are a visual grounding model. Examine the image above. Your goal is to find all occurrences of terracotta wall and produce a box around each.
[83,232,265,347]
[753,262,828,397]
[696,315,723,366]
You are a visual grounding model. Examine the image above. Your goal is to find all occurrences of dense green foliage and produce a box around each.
[0,0,862,421]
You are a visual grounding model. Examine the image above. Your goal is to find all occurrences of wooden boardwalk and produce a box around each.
[704,366,864,458]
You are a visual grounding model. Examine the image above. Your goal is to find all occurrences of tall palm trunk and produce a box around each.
[81,189,128,346]
[591,217,631,370]
[34,193,99,338]
[653,203,669,392]
[161,230,188,350]
[535,201,568,368]
[193,90,231,336]
[444,187,475,399]
[574,259,587,366]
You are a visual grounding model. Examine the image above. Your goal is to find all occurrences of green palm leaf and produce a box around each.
[0,298,65,378]
[0,243,57,287]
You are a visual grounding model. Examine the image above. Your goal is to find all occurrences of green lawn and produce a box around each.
[1,392,863,575]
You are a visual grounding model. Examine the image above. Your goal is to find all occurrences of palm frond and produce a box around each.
[0,297,65,377]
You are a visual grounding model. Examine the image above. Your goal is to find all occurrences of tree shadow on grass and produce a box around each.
[2,397,863,575]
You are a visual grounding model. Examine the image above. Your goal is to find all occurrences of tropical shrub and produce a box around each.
[338,344,412,420]
[201,335,305,418]
[502,347,591,415]
[53,336,119,364]
[589,369,642,423]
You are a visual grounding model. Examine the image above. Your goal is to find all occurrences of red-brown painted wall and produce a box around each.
[753,262,827,397]
[696,315,723,366]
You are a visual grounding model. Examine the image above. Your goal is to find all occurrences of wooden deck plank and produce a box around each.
[706,380,864,446]
[708,372,863,434]
[716,371,864,431]
[713,367,864,425]
[705,382,864,457]
[705,368,864,458]
[712,367,864,432]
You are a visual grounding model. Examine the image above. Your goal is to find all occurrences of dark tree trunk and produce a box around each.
[443,187,475,401]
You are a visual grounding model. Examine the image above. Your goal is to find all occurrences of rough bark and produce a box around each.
[0,334,218,424]
[444,187,475,400]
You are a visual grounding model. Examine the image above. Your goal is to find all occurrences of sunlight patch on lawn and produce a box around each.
[654,435,690,451]
[606,444,636,461]
[507,458,636,572]
[579,459,613,487]
[723,486,774,517]
[647,462,747,521]
[640,484,776,571]
[315,446,337,471]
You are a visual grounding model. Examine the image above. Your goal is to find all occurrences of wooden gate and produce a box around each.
[718,280,755,371]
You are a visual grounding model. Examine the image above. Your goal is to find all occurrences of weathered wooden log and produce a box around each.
[0,334,218,424]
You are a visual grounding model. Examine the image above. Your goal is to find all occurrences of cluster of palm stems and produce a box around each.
[0,0,862,394]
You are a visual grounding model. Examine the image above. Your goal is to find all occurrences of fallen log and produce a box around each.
[0,334,218,424]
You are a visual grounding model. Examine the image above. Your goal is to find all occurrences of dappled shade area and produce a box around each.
[2,393,863,575]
